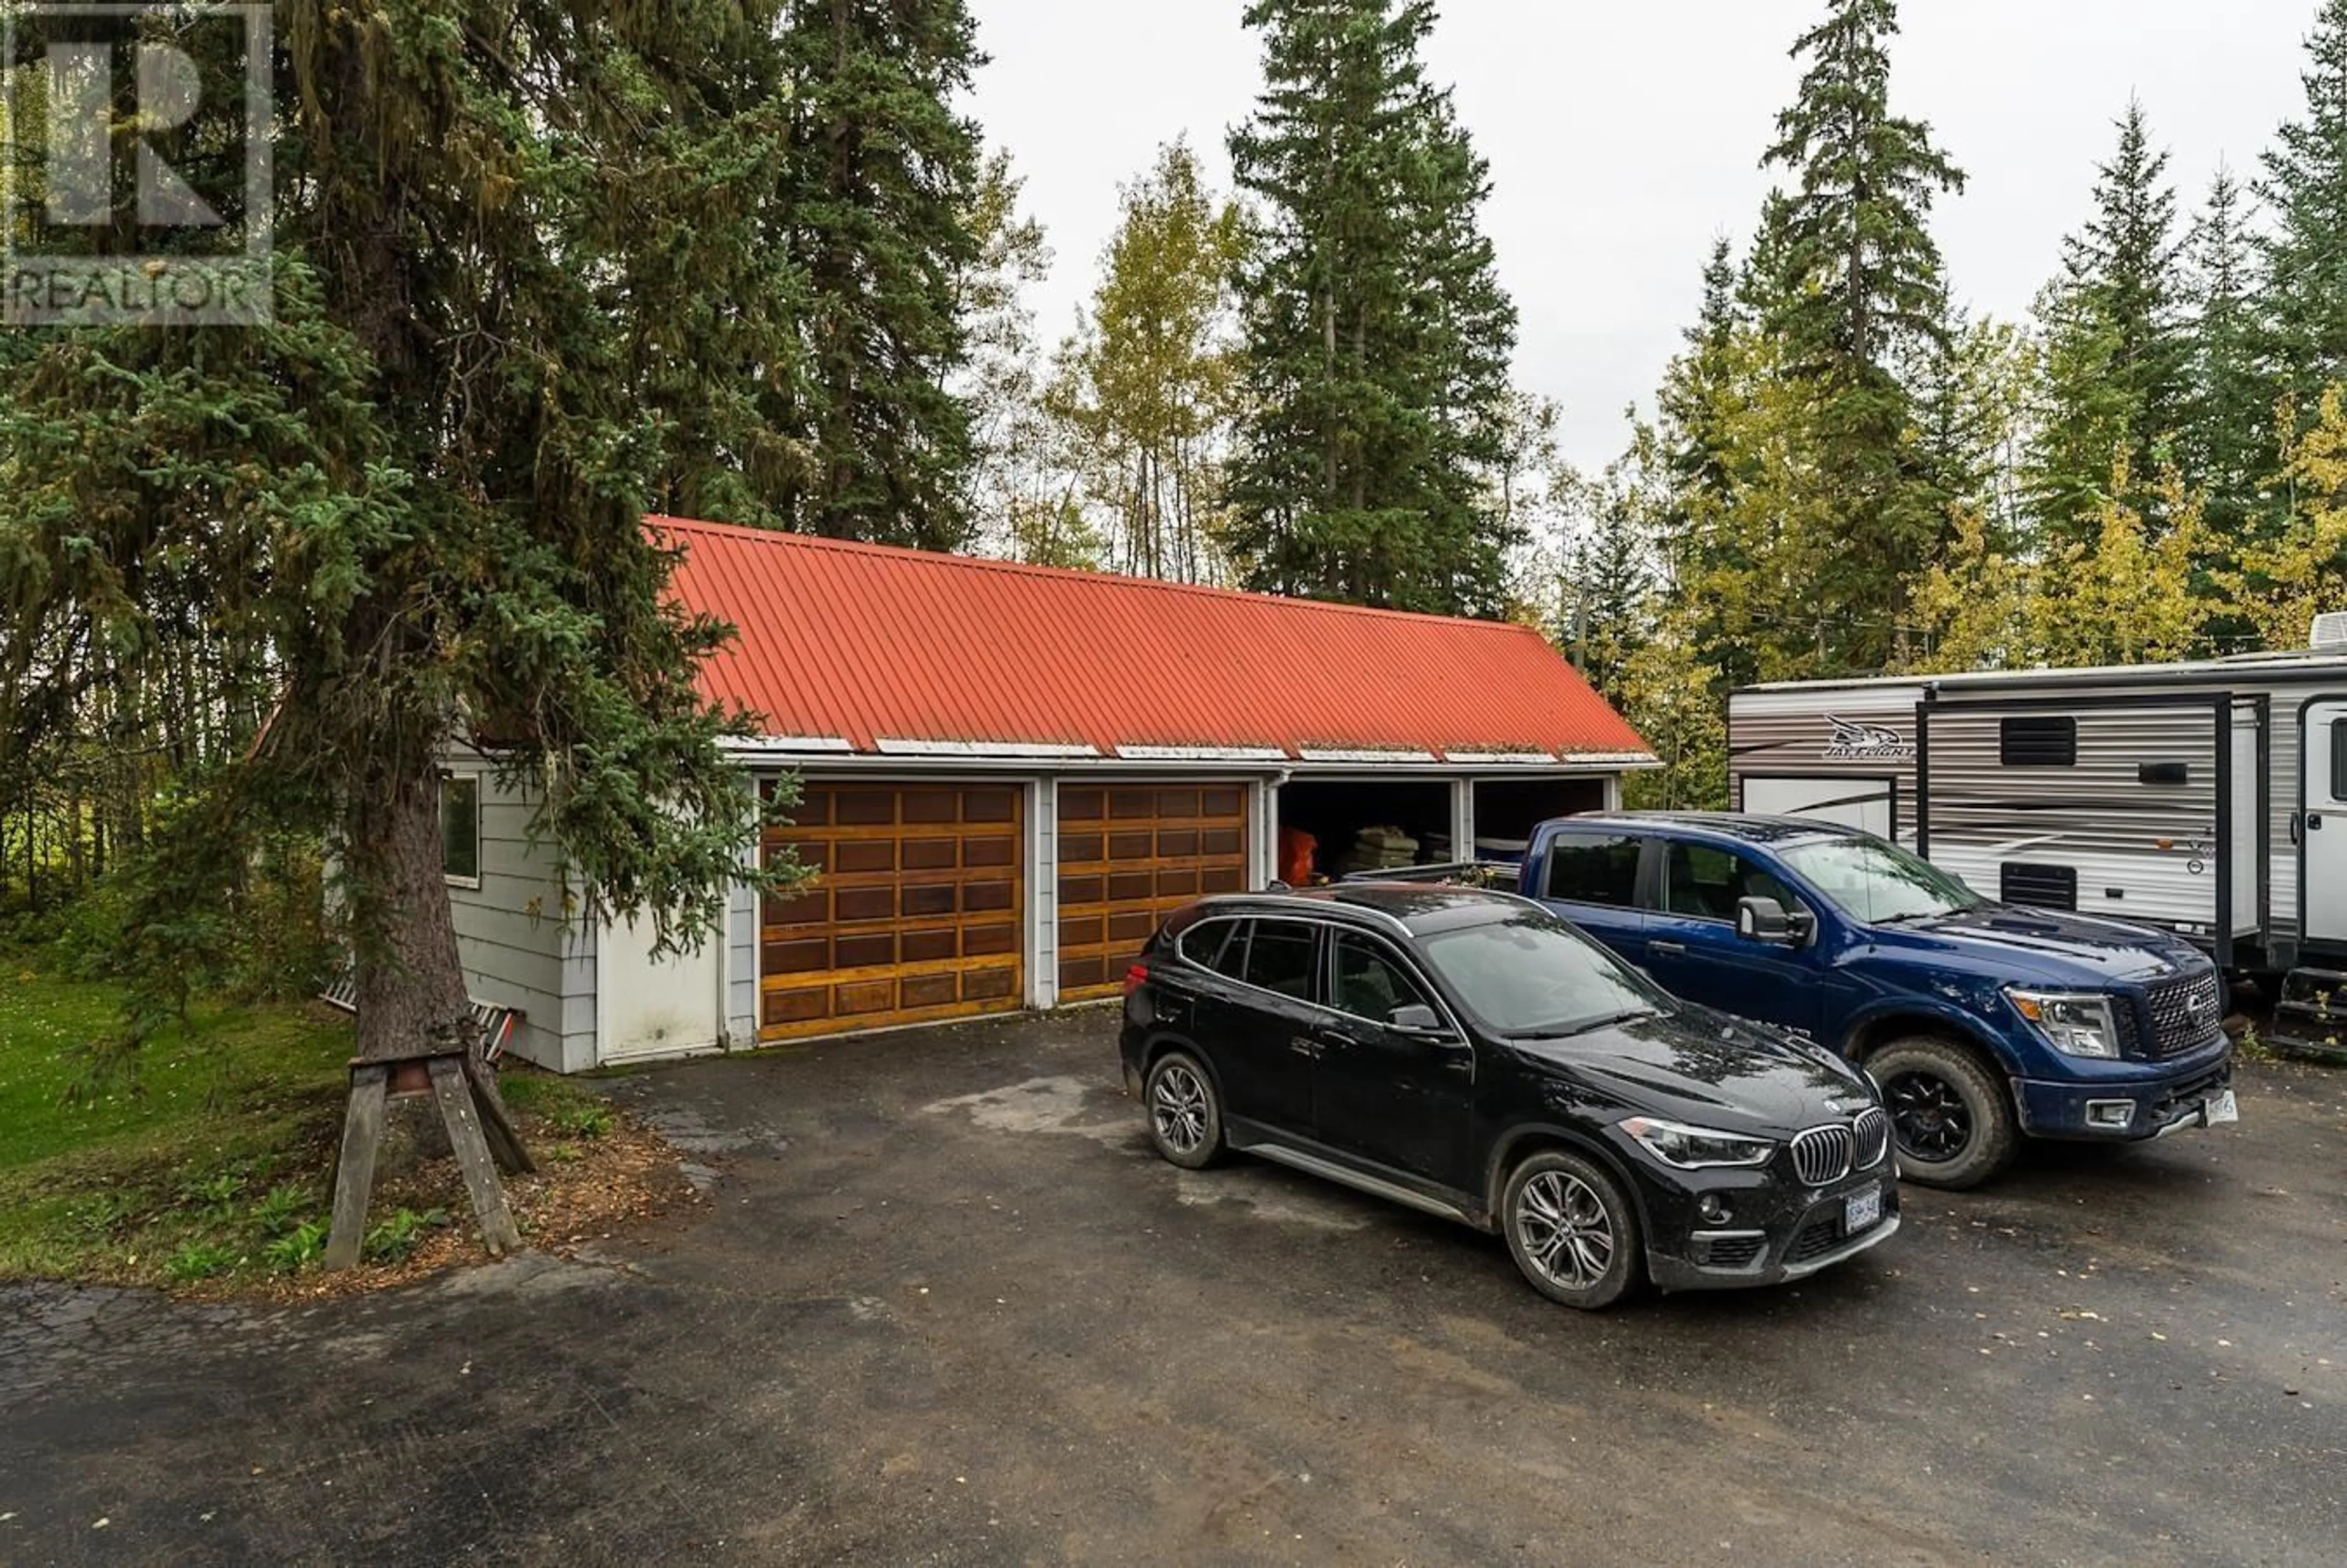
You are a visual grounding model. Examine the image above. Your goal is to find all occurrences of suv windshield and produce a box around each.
[1417,909,1663,1036]
[1777,835,1983,925]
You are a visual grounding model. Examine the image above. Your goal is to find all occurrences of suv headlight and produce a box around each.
[1620,1116,1776,1169]
[2008,989,2123,1059]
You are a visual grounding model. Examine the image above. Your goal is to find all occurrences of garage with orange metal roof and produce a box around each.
[444,518,1656,1070]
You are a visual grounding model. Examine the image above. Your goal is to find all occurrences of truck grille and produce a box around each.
[2137,970,2223,1059]
[1853,1107,1890,1170]
[1790,1124,1854,1187]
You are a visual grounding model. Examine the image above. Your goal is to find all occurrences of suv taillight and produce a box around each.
[1122,963,1150,997]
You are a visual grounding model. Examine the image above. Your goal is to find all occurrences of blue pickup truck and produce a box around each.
[1413,811,2237,1189]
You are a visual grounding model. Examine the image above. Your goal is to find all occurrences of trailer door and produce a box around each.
[2305,700,2347,946]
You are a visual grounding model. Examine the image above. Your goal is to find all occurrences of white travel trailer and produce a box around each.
[1726,619,2347,1055]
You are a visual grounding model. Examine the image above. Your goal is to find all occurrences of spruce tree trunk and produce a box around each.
[348,755,475,1064]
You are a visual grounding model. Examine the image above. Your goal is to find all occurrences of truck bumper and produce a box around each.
[2013,1042,2233,1142]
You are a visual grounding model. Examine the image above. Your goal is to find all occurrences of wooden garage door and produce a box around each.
[758,782,1024,1041]
[1057,784,1249,1000]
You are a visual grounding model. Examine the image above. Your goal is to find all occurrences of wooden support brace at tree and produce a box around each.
[324,1064,389,1271]
[428,1055,522,1254]
[323,1050,528,1270]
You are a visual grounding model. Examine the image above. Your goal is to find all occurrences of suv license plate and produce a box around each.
[1844,1185,1882,1234]
[2205,1089,2238,1127]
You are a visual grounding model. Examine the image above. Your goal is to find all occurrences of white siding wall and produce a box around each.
[1029,779,1058,1009]
[725,774,762,1047]
[442,757,598,1073]
[1250,779,1276,887]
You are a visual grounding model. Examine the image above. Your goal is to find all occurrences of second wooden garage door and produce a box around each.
[1057,783,1249,1000]
[758,782,1024,1041]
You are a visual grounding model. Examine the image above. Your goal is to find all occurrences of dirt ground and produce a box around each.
[3,1010,2343,1566]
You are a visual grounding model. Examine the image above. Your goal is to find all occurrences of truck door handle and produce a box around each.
[2313,813,2327,831]
[1650,940,1688,956]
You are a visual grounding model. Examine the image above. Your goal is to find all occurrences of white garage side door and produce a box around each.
[600,911,721,1063]
[1742,776,1895,840]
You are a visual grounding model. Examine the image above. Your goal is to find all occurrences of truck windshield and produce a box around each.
[1777,836,1982,925]
[1417,910,1664,1037]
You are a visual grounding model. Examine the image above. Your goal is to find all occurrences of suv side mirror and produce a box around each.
[1389,1002,1454,1039]
[1736,896,1798,946]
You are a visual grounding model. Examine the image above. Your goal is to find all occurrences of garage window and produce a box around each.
[441,773,482,887]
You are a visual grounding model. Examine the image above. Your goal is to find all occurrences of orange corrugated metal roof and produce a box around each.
[653,517,1654,765]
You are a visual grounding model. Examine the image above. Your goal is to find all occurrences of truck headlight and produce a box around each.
[2008,989,2123,1059]
[1620,1116,1777,1169]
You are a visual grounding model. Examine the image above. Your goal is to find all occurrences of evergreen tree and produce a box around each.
[2257,0,2347,406]
[1651,241,1767,690]
[2027,279,2133,541]
[2182,167,2274,544]
[1547,438,1664,706]
[2028,100,2188,540]
[777,0,986,549]
[0,2,802,1061]
[1225,0,1520,616]
[1912,312,2035,549]
[1755,0,1966,674]
[1658,236,1746,519]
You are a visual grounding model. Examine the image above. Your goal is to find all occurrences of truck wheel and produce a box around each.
[1869,1036,2018,1190]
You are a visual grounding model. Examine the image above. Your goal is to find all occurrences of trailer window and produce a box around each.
[2000,716,2077,767]
[2001,863,2079,912]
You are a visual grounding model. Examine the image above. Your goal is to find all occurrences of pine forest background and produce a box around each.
[7,0,2347,992]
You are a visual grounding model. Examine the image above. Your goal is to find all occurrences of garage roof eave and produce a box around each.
[1561,751,1662,770]
[721,737,1653,777]
[719,740,1290,775]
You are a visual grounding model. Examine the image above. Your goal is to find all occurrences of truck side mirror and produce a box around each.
[1736,896,1796,946]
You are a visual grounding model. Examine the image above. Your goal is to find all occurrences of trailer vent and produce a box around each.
[2000,716,2078,767]
[2312,610,2347,650]
[2001,862,2079,911]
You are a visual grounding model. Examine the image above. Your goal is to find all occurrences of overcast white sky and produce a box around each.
[966,0,2318,471]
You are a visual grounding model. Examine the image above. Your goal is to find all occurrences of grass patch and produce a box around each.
[0,961,353,1287]
[499,1070,616,1137]
[0,960,685,1295]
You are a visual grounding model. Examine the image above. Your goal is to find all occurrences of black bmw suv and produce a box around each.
[1118,882,1900,1309]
